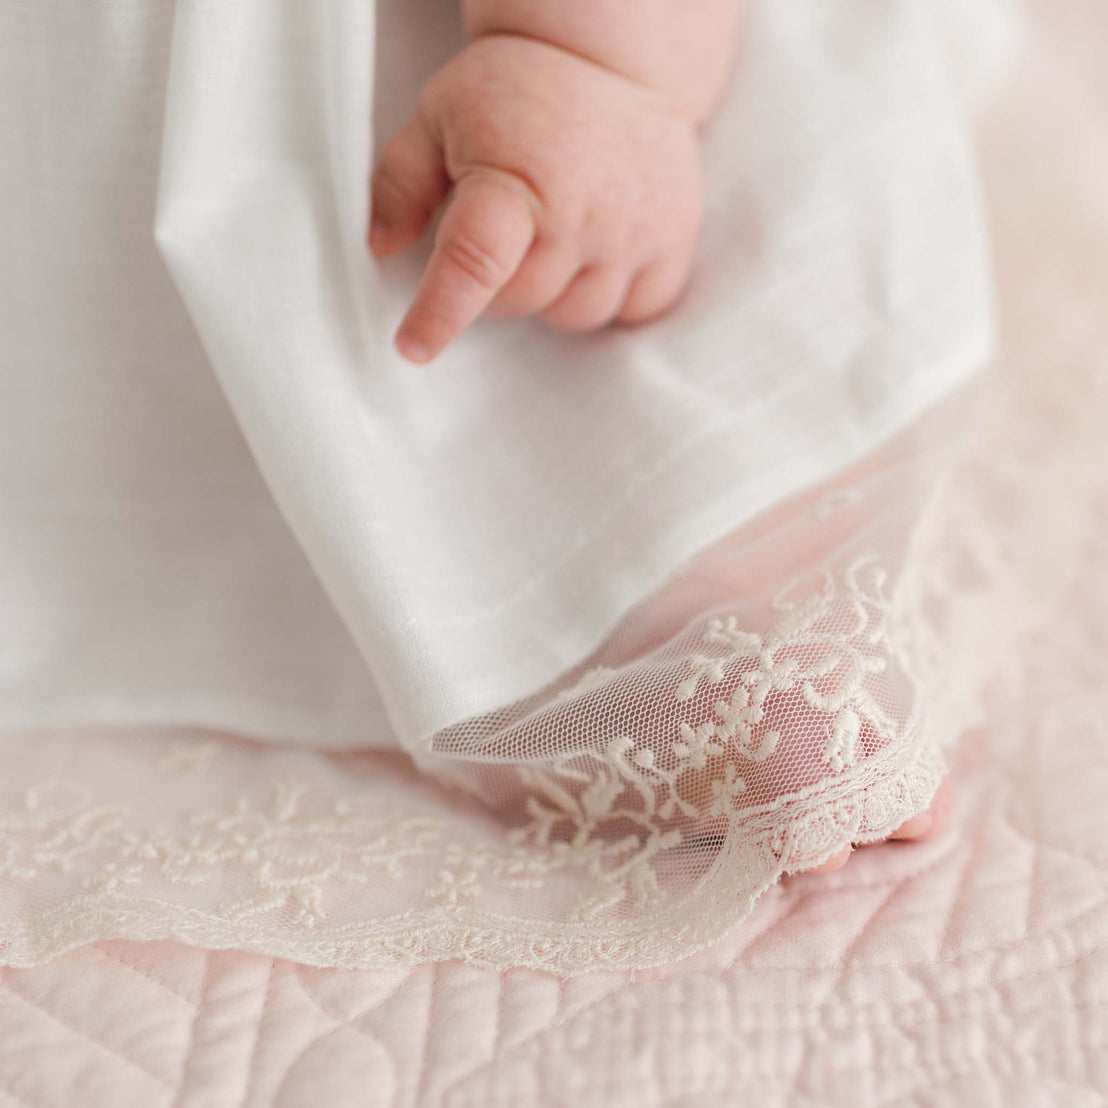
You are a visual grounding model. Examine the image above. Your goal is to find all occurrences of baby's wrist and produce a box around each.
[460,0,743,125]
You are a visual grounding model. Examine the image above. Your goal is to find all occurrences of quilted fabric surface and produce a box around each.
[1,490,1106,1106]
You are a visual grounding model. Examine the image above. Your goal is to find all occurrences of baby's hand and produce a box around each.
[369,34,703,363]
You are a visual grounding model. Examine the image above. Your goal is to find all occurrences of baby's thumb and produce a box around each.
[369,115,449,257]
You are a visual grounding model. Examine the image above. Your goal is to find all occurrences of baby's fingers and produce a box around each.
[395,173,536,364]
[369,115,449,257]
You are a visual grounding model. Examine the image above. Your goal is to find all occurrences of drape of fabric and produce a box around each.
[0,356,1103,971]
[3,0,1008,749]
[6,0,1104,974]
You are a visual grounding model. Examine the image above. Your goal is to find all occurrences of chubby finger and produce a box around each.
[540,265,633,334]
[485,237,579,319]
[369,114,449,257]
[617,256,693,326]
[395,172,536,363]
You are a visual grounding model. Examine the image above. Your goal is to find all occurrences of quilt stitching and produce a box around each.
[0,977,172,1088]
[95,947,196,1006]
[170,950,211,1107]
[236,959,275,1108]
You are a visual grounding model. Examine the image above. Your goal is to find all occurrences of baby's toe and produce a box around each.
[806,847,853,874]
[889,778,951,842]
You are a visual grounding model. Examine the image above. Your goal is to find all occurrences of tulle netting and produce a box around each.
[1,33,1106,974]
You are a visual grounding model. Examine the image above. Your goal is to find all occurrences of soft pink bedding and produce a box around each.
[2,529,1105,1105]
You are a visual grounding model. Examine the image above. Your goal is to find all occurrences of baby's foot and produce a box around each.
[807,778,952,873]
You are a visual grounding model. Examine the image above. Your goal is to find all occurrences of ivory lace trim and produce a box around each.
[1,360,1104,973]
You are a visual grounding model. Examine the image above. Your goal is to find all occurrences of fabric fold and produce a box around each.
[155,0,998,747]
[7,0,1099,976]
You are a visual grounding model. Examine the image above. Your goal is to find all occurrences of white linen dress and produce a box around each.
[4,0,1102,973]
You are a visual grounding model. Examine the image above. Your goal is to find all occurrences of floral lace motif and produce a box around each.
[1,359,1104,972]
[507,552,918,922]
[0,750,945,971]
[0,541,950,970]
